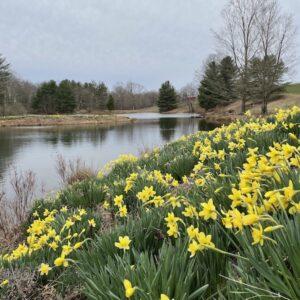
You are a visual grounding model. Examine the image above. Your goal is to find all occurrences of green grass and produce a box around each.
[1,108,300,299]
[286,83,300,94]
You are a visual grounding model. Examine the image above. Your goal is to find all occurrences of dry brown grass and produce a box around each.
[0,169,36,241]
[0,114,131,127]
[56,155,96,186]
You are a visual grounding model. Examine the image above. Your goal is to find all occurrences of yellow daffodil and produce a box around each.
[88,218,96,227]
[39,263,52,276]
[54,256,69,267]
[199,199,217,220]
[115,236,131,250]
[123,279,136,298]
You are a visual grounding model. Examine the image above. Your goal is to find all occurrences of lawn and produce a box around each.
[1,107,300,299]
[286,83,300,94]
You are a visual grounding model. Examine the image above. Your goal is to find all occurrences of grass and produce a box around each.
[286,83,300,94]
[0,107,300,299]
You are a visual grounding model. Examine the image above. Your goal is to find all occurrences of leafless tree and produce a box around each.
[179,83,198,112]
[215,0,296,114]
[215,0,261,113]
[112,81,157,110]
[254,0,296,113]
[0,54,11,116]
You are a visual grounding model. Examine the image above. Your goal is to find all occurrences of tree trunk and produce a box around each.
[241,96,246,114]
[261,98,268,115]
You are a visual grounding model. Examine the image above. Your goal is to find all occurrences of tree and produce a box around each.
[32,80,57,114]
[216,0,261,113]
[107,94,115,111]
[198,61,222,110]
[56,80,76,113]
[249,55,286,113]
[254,0,295,114]
[219,56,237,102]
[95,82,108,109]
[5,75,36,114]
[157,81,177,113]
[0,54,11,116]
[179,83,198,113]
[216,0,295,114]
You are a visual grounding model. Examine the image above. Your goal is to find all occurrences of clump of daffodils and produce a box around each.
[2,207,96,277]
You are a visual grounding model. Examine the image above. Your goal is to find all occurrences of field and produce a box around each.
[0,114,131,127]
[0,107,300,299]
[286,83,300,94]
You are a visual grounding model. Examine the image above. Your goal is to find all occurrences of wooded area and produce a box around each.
[0,0,297,116]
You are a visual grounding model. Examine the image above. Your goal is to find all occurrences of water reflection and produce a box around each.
[0,117,217,195]
[159,118,177,141]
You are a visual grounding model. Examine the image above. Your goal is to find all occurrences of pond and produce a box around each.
[0,114,217,196]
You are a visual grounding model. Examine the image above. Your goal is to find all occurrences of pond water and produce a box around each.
[0,114,216,196]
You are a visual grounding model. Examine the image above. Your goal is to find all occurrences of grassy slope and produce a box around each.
[1,108,300,299]
[286,83,300,94]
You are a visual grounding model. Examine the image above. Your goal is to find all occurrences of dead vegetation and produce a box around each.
[56,155,96,186]
[0,169,36,242]
[0,114,131,127]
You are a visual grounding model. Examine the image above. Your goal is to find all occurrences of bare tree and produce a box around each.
[215,0,261,113]
[112,81,157,110]
[0,54,11,116]
[254,0,296,114]
[179,83,198,112]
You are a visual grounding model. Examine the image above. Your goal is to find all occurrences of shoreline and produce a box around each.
[0,114,133,128]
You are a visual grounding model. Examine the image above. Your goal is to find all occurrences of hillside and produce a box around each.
[0,107,299,299]
[286,83,300,94]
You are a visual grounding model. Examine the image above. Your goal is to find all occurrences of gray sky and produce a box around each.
[0,0,299,90]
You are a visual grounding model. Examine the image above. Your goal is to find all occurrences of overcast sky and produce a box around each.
[0,0,299,90]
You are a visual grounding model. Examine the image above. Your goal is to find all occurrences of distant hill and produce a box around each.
[286,83,300,94]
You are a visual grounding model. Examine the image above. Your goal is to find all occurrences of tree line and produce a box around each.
[0,58,160,115]
[0,0,296,116]
[198,0,295,114]
[0,54,185,115]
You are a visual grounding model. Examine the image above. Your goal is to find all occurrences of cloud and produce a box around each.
[0,0,298,89]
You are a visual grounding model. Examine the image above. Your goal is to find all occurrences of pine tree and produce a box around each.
[107,94,115,111]
[198,61,222,110]
[32,80,57,114]
[249,55,286,114]
[157,81,177,113]
[95,82,108,109]
[0,54,11,116]
[56,80,76,113]
[219,56,237,102]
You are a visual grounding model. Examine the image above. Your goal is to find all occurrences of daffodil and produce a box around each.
[114,195,124,207]
[39,263,52,275]
[54,256,69,267]
[251,224,264,246]
[0,279,9,287]
[123,279,136,298]
[88,218,96,227]
[199,199,217,220]
[119,205,128,217]
[115,236,131,250]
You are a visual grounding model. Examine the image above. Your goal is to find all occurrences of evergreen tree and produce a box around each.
[219,56,237,102]
[107,94,115,111]
[95,82,109,109]
[249,55,286,114]
[157,81,177,112]
[32,80,57,114]
[0,54,11,116]
[198,61,222,110]
[56,80,76,113]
